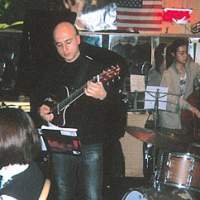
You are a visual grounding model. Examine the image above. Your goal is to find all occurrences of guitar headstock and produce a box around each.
[99,65,121,83]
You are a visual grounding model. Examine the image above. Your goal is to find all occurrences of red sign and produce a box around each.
[163,8,192,24]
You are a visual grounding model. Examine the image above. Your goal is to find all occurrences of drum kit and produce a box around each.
[124,126,200,200]
[121,89,200,199]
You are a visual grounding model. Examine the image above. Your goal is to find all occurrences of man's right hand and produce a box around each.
[38,104,54,122]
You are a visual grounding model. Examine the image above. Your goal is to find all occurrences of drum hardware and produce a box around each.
[152,151,165,192]
[143,143,153,175]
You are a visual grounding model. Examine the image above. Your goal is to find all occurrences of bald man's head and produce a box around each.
[53,22,80,63]
[53,22,78,39]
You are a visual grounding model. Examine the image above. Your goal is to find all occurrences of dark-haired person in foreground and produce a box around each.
[0,108,44,200]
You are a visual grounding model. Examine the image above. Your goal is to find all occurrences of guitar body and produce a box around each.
[43,66,121,127]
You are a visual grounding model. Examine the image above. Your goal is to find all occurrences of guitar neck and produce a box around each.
[56,84,86,113]
[53,65,120,115]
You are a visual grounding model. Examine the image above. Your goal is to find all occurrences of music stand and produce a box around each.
[41,129,81,155]
[144,86,168,129]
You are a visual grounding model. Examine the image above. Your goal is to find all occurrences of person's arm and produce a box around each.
[179,96,200,118]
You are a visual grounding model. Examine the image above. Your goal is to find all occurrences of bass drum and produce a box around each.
[121,188,199,200]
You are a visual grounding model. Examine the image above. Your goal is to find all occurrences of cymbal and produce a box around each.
[126,126,156,144]
[126,126,195,151]
[156,131,196,151]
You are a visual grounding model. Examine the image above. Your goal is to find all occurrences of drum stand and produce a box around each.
[152,151,164,191]
[150,90,179,192]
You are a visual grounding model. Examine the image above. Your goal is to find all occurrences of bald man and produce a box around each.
[36,22,114,200]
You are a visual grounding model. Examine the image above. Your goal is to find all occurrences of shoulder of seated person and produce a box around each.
[0,195,17,200]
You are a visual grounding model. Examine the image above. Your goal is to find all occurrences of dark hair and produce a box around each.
[165,38,189,68]
[154,43,167,72]
[169,38,188,55]
[0,108,39,168]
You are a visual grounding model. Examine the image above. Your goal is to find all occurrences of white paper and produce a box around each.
[38,129,47,151]
[41,123,77,137]
[144,86,168,110]
[38,124,78,152]
[130,75,145,92]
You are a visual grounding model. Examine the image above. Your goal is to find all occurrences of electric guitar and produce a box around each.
[44,65,121,126]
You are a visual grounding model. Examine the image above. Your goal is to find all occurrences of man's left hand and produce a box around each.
[85,81,107,100]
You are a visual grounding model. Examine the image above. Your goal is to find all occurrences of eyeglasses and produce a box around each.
[55,37,75,49]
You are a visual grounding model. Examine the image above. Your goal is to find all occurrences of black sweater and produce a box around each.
[0,162,44,200]
[34,54,109,145]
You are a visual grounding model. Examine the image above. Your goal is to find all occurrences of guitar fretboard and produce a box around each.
[57,84,86,113]
[53,66,120,115]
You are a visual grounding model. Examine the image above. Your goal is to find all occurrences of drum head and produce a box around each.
[122,190,147,200]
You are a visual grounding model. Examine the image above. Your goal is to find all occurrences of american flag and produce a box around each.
[116,0,163,32]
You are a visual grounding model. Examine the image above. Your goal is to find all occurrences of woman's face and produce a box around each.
[174,45,188,65]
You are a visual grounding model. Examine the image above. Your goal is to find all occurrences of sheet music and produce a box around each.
[39,123,78,151]
[41,123,77,136]
[144,86,168,110]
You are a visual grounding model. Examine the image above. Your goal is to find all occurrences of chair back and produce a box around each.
[38,179,51,200]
